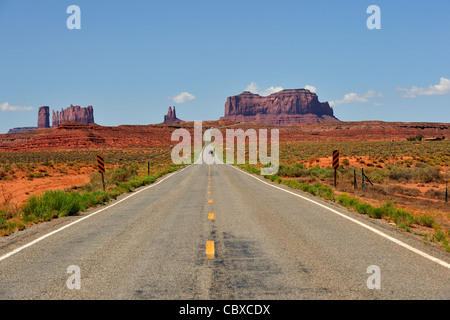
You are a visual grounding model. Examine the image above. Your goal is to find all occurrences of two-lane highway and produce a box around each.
[0,164,448,299]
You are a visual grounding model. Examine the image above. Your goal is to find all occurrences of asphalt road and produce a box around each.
[0,163,449,299]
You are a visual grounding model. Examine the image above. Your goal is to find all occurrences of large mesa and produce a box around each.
[220,89,340,125]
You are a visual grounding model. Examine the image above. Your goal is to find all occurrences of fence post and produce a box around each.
[446,178,448,203]
[362,168,365,190]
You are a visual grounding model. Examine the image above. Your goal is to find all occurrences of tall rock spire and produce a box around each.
[163,106,183,124]
[37,106,50,129]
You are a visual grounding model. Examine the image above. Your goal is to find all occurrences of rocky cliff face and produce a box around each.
[220,89,339,125]
[163,106,183,124]
[52,105,95,127]
[38,106,50,129]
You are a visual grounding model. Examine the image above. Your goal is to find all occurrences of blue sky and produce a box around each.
[0,0,449,133]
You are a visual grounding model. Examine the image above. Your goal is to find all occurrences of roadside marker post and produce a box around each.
[445,170,448,203]
[332,150,339,187]
[97,155,106,192]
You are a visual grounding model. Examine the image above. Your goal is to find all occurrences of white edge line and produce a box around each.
[229,165,450,270]
[0,165,190,262]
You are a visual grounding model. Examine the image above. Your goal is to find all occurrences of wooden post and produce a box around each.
[446,178,448,203]
[362,168,365,190]
[101,173,106,193]
[334,169,337,188]
[148,161,150,176]
[97,155,106,192]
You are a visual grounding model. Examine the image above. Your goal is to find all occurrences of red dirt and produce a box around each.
[1,121,449,152]
[0,165,95,205]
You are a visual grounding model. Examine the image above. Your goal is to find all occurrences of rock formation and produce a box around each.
[52,110,59,127]
[220,89,340,125]
[7,127,38,134]
[37,106,50,129]
[163,106,183,124]
[52,105,95,127]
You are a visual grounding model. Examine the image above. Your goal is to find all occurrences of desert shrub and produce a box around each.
[366,169,388,183]
[404,158,414,167]
[337,195,415,225]
[433,230,449,251]
[0,215,7,229]
[277,163,307,177]
[412,166,442,183]
[387,185,421,197]
[266,175,282,183]
[14,162,25,170]
[389,168,413,181]
[22,190,82,221]
[417,215,435,227]
[42,160,54,167]
[79,191,111,210]
[281,180,335,200]
[1,218,25,235]
[424,188,445,199]
[0,168,7,180]
[242,164,260,175]
[309,165,334,179]
[407,134,423,142]
[111,163,139,184]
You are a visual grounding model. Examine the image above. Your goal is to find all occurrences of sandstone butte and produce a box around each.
[52,105,95,127]
[219,89,340,126]
[8,105,95,135]
[163,106,184,124]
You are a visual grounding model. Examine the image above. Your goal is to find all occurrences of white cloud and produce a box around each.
[245,82,260,94]
[245,82,283,96]
[305,85,317,93]
[397,77,450,98]
[172,92,196,103]
[261,86,284,96]
[0,102,34,112]
[362,90,376,98]
[329,90,379,107]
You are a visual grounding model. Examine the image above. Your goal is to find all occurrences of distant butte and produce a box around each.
[220,89,340,125]
[163,106,184,124]
[52,105,95,127]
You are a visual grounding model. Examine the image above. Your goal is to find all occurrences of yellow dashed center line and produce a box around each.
[206,241,215,259]
[206,167,215,259]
